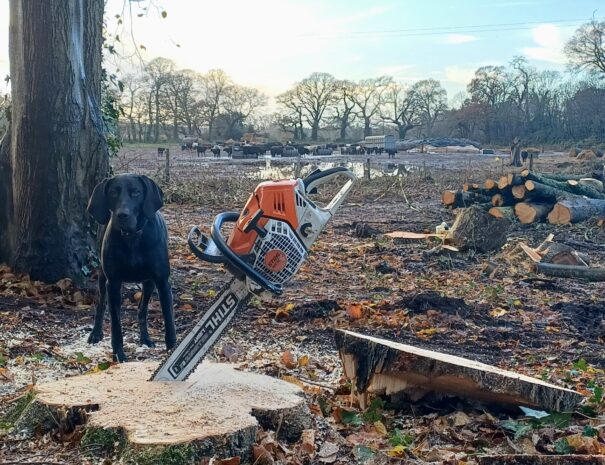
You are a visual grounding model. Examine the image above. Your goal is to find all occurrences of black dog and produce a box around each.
[87,174,176,362]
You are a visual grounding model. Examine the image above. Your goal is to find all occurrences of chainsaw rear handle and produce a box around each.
[211,212,283,295]
[302,167,356,215]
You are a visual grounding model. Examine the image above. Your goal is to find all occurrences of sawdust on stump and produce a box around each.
[12,362,311,463]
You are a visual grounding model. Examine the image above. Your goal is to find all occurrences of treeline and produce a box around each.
[104,19,605,145]
[114,57,267,143]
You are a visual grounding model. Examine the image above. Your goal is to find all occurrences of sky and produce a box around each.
[0,0,603,103]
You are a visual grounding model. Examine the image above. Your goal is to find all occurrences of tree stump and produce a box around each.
[10,362,311,463]
[335,330,582,411]
[448,205,511,252]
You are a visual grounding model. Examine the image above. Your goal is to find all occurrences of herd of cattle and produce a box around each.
[175,141,388,158]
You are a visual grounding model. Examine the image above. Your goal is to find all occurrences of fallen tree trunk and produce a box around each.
[498,175,510,190]
[489,206,516,220]
[492,189,515,207]
[540,242,590,266]
[11,362,311,463]
[507,173,524,186]
[548,198,605,224]
[536,263,605,281]
[574,178,604,192]
[335,330,582,411]
[514,202,553,224]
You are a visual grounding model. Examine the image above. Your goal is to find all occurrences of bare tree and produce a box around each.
[219,85,267,139]
[565,19,605,75]
[332,80,357,140]
[198,69,231,141]
[295,73,339,140]
[144,57,175,143]
[276,89,306,140]
[408,79,448,137]
[380,82,419,139]
[353,76,392,137]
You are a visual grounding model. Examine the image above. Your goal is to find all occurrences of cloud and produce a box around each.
[330,5,394,27]
[444,66,476,85]
[522,24,566,64]
[444,34,480,45]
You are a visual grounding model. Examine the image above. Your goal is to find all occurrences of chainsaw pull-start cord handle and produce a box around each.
[302,167,357,215]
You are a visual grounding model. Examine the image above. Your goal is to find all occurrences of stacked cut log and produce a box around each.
[442,169,605,225]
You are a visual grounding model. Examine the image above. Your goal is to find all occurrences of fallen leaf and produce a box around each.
[298,354,309,367]
[133,291,142,302]
[346,303,363,320]
[281,350,297,369]
[252,444,274,465]
[301,429,315,455]
[374,420,387,435]
[388,445,406,457]
[490,307,508,317]
[275,302,295,319]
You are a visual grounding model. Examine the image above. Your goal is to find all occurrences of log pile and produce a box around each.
[442,169,605,225]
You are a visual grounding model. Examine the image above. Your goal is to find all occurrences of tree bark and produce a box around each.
[0,0,109,283]
[536,263,605,282]
[522,171,605,199]
[514,202,553,224]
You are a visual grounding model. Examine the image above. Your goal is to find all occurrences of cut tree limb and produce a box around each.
[548,198,605,224]
[442,190,491,208]
[536,263,605,281]
[522,171,605,199]
[514,202,553,224]
[525,181,577,202]
[335,330,582,411]
[512,185,526,200]
[492,188,515,207]
[12,362,310,463]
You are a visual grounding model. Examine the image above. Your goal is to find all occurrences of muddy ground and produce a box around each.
[2,146,605,464]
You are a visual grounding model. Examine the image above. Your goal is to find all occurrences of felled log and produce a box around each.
[540,242,590,266]
[442,190,491,208]
[498,175,510,189]
[492,189,515,207]
[573,178,604,192]
[512,185,526,200]
[536,263,605,282]
[485,179,497,190]
[462,183,480,192]
[335,330,582,411]
[507,173,524,186]
[543,172,585,182]
[522,171,605,199]
[448,205,511,252]
[548,198,605,224]
[489,206,515,220]
[11,362,311,462]
[524,181,576,202]
[514,202,553,224]
[478,455,605,465]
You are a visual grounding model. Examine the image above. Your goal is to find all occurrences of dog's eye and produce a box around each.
[131,191,141,197]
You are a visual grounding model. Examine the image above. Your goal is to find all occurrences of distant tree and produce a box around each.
[0,0,109,282]
[198,69,231,141]
[408,79,448,137]
[352,76,392,137]
[332,80,357,140]
[276,89,306,140]
[380,82,419,139]
[219,85,267,139]
[291,73,339,140]
[143,57,175,142]
[565,19,605,76]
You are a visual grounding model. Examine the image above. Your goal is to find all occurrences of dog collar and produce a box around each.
[120,218,148,238]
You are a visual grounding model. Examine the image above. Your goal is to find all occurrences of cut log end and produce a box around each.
[514,202,553,224]
[548,204,571,225]
[512,185,526,200]
[442,190,456,206]
[14,362,310,463]
[485,179,497,190]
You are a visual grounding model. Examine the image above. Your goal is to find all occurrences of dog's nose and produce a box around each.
[117,211,130,219]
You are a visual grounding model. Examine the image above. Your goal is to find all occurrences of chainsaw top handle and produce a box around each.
[302,166,356,215]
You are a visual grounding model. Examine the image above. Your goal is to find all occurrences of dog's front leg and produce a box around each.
[107,279,127,362]
[156,279,176,350]
[87,272,107,344]
[138,280,156,348]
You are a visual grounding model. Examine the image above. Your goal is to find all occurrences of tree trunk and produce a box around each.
[536,263,605,282]
[339,120,347,140]
[154,88,160,143]
[0,0,109,283]
[364,117,371,137]
[514,202,553,224]
[311,122,319,141]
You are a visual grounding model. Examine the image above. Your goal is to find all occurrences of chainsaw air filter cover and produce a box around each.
[251,219,307,285]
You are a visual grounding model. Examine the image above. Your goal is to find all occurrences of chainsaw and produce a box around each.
[151,167,356,381]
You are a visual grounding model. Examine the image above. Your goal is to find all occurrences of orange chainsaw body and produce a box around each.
[227,179,300,255]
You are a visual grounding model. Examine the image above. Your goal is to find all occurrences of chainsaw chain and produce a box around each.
[148,277,253,381]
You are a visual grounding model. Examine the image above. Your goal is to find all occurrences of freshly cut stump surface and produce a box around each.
[336,330,582,411]
[29,362,310,460]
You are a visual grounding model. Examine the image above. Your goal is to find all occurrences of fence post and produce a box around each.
[164,148,170,183]
[529,152,535,171]
[365,158,371,181]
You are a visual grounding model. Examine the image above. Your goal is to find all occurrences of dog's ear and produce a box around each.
[87,179,111,225]
[140,175,163,220]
